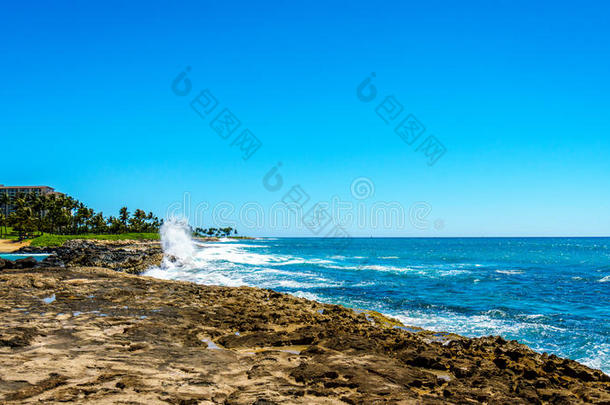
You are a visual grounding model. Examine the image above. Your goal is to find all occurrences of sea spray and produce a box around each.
[159,217,196,268]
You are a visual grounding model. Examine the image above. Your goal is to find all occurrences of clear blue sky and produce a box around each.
[2,1,609,236]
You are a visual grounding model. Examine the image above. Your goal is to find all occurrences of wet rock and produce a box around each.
[21,239,163,273]
[14,257,37,269]
[38,254,65,268]
[0,259,17,270]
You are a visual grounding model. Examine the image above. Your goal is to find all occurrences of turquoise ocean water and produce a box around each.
[0,254,49,261]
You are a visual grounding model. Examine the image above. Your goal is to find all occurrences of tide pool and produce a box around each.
[0,254,49,261]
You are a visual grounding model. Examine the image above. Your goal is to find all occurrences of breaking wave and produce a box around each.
[144,223,610,373]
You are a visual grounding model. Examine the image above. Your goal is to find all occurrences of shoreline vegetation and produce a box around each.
[0,240,608,403]
[0,232,252,251]
[0,192,161,240]
[0,191,249,250]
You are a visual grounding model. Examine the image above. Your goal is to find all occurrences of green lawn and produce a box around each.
[0,227,38,241]
[30,233,160,247]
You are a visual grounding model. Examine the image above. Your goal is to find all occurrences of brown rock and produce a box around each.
[0,264,608,404]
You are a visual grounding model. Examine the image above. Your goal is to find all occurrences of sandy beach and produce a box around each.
[0,239,31,253]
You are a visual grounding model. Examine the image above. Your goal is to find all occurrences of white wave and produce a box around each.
[393,309,567,341]
[321,263,470,278]
[495,269,524,275]
[380,256,399,259]
[484,309,507,317]
[291,291,325,302]
[256,268,315,277]
[523,314,545,320]
[578,342,610,373]
[275,258,334,266]
[439,269,471,277]
[352,280,377,287]
[147,221,343,291]
[159,218,196,268]
[599,275,610,282]
[144,266,245,287]
[272,279,343,289]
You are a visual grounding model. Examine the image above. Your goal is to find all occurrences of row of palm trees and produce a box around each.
[193,227,238,238]
[0,192,161,239]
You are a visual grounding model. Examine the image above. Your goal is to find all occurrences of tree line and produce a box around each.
[193,227,237,238]
[0,192,161,239]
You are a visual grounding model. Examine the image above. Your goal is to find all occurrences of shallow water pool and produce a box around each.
[0,253,50,261]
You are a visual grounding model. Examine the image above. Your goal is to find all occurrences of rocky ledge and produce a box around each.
[16,239,164,274]
[0,259,609,404]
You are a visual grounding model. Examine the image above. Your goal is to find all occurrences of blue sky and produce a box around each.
[1,0,609,236]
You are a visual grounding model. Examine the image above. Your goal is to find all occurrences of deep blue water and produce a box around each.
[146,237,610,373]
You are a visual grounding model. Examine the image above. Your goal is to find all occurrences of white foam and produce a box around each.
[579,342,610,372]
[393,309,567,340]
[439,269,471,276]
[145,265,245,287]
[160,218,196,267]
[495,269,524,275]
[599,275,610,283]
[272,279,343,289]
[321,263,470,278]
[291,291,325,302]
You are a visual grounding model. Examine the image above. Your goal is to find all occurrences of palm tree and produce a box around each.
[43,193,58,233]
[119,207,130,232]
[107,216,122,234]
[30,193,48,233]
[0,191,10,218]
[74,204,94,234]
[0,212,6,238]
[129,209,147,232]
[0,190,162,237]
[10,197,37,240]
[89,212,107,233]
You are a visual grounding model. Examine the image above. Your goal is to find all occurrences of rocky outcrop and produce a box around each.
[18,239,163,274]
[0,257,38,271]
[0,265,608,404]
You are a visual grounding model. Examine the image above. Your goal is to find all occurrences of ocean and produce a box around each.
[145,231,610,373]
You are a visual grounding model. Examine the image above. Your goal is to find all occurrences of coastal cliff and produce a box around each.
[0,241,608,404]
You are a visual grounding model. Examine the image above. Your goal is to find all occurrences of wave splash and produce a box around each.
[143,229,610,373]
[159,217,197,268]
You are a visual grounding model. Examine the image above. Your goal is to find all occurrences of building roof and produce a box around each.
[0,185,54,190]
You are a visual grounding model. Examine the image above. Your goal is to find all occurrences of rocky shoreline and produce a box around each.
[15,239,165,273]
[0,240,609,404]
